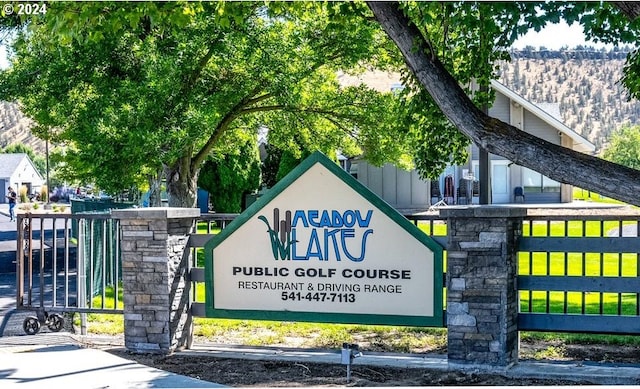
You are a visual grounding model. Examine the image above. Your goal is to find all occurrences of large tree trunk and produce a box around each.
[164,156,199,208]
[368,2,640,207]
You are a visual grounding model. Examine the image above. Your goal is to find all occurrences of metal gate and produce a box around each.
[9,212,123,335]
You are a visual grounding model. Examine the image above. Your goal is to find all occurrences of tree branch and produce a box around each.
[191,87,262,168]
[175,43,218,105]
[195,98,364,169]
[245,92,274,106]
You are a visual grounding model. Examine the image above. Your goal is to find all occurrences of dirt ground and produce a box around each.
[108,339,639,387]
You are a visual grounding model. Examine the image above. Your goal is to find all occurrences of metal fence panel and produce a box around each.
[16,213,123,316]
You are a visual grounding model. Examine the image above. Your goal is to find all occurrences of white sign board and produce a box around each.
[205,152,442,326]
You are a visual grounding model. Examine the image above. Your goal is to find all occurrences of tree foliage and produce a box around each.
[261,143,282,189]
[0,2,409,206]
[602,126,640,170]
[276,148,314,183]
[197,129,261,213]
[382,1,640,179]
[3,1,640,207]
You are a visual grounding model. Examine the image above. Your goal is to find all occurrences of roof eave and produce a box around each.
[490,80,596,154]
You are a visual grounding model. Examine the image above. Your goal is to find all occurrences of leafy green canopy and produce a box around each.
[602,125,640,170]
[387,1,640,179]
[197,128,261,213]
[0,2,410,203]
[2,1,640,199]
[364,1,640,208]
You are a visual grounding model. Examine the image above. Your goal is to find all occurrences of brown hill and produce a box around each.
[0,101,46,155]
[499,50,640,151]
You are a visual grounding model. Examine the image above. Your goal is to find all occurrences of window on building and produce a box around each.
[522,167,560,193]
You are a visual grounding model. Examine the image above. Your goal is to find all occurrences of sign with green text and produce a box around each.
[205,152,443,326]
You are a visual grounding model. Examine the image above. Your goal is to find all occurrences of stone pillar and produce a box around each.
[439,206,526,368]
[112,207,200,354]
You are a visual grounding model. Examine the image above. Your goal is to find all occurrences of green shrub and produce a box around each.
[198,131,261,212]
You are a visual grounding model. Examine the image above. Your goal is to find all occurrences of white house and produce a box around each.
[349,77,596,210]
[0,153,44,203]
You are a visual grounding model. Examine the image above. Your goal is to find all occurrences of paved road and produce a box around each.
[0,206,25,336]
[0,205,18,274]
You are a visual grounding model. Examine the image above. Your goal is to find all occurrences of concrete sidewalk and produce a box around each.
[0,334,224,388]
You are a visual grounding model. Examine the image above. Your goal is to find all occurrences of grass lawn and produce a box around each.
[79,285,124,335]
[572,187,626,204]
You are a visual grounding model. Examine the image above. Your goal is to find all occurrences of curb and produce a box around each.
[179,343,640,386]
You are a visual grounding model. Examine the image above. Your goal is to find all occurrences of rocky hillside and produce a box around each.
[499,48,640,151]
[0,101,46,155]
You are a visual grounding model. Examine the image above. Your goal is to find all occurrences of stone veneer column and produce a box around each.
[112,207,200,354]
[439,206,526,368]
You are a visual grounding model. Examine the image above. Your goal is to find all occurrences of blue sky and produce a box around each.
[513,20,613,50]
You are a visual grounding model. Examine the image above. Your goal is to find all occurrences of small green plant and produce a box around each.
[32,203,39,210]
[51,204,68,213]
[81,313,124,335]
[529,345,567,360]
[245,334,284,346]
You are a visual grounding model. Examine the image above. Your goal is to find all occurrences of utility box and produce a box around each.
[197,188,210,214]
